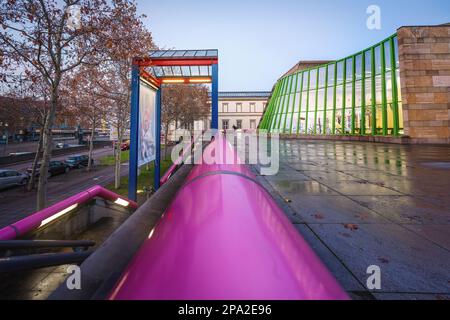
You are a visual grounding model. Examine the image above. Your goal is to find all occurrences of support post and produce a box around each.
[154,88,162,191]
[211,63,219,130]
[128,63,140,202]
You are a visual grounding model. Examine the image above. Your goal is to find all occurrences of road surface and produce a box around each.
[0,146,114,171]
[0,147,128,228]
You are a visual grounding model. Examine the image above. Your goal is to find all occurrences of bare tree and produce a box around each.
[0,0,112,210]
[63,65,107,172]
[94,0,156,189]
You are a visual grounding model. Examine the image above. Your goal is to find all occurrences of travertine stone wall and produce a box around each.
[398,25,450,144]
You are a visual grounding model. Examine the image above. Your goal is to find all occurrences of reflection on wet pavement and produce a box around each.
[256,139,450,300]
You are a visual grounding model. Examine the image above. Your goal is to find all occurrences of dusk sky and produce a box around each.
[137,0,450,91]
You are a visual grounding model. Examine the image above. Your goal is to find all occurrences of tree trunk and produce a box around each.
[37,104,56,210]
[114,124,123,189]
[164,123,170,159]
[87,119,95,172]
[27,130,43,192]
[37,79,60,210]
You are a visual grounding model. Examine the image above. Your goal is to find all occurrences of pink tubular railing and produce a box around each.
[0,185,138,241]
[109,135,349,300]
[160,134,202,186]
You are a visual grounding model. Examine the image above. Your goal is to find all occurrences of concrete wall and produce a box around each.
[398,25,450,144]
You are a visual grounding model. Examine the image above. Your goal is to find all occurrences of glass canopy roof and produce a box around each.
[148,49,218,59]
[149,65,212,78]
[143,49,218,80]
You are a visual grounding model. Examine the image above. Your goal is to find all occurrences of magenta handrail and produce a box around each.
[109,136,349,300]
[160,135,202,186]
[0,185,138,241]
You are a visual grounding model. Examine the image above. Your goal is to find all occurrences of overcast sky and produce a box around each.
[137,0,450,91]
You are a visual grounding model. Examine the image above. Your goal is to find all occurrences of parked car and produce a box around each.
[120,141,130,151]
[56,142,69,149]
[28,161,70,178]
[65,155,93,169]
[0,170,30,190]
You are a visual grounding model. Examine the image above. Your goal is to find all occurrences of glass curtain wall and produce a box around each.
[260,34,403,136]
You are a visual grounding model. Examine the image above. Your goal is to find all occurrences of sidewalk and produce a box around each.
[254,139,450,300]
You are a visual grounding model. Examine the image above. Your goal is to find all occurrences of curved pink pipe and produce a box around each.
[160,135,203,186]
[0,186,137,241]
[109,136,349,300]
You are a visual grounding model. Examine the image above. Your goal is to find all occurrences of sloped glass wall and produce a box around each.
[260,34,403,136]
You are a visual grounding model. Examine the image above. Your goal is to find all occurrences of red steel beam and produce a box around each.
[136,58,218,67]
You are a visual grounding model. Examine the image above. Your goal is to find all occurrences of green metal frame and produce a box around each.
[259,33,402,137]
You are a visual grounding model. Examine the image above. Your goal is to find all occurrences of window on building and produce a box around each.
[236,103,242,113]
[222,119,229,130]
[236,120,242,129]
[250,103,256,113]
[250,120,256,129]
[222,103,228,113]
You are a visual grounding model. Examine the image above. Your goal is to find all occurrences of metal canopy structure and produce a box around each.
[128,49,219,201]
[136,49,218,85]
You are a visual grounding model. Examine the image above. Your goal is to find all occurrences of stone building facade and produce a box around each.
[398,25,450,144]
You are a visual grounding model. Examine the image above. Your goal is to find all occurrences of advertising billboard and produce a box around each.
[138,81,157,167]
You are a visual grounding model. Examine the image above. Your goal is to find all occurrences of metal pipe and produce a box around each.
[0,251,93,273]
[109,135,349,300]
[0,240,95,250]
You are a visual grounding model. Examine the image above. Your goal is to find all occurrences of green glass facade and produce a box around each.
[260,34,403,136]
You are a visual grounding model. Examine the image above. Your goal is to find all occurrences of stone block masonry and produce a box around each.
[398,25,450,144]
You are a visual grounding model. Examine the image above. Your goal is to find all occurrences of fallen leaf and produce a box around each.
[378,257,390,264]
[344,223,359,231]
[314,213,325,220]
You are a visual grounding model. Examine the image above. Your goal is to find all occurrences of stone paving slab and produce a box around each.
[349,196,450,225]
[308,223,450,294]
[257,139,450,300]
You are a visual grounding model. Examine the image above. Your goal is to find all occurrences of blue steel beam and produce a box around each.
[211,63,219,130]
[154,88,162,191]
[128,64,140,202]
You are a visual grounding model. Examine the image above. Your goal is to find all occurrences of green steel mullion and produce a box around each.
[371,47,376,136]
[313,69,319,134]
[390,37,400,136]
[361,51,366,135]
[276,77,289,130]
[268,81,282,131]
[381,42,388,136]
[279,77,291,130]
[269,82,284,130]
[305,71,311,134]
[261,86,278,131]
[342,61,347,135]
[282,75,294,133]
[323,66,329,135]
[351,56,356,135]
[296,73,304,134]
[273,78,285,131]
[262,83,278,130]
[288,73,299,134]
[265,82,281,130]
[332,63,337,135]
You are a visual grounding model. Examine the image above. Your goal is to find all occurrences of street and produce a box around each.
[0,147,127,229]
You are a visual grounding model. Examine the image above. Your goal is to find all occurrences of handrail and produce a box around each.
[0,185,138,241]
[160,134,203,186]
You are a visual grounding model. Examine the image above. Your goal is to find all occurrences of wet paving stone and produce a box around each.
[308,223,450,294]
[349,196,450,225]
[288,195,389,224]
[256,139,450,299]
[268,180,339,196]
[320,181,403,196]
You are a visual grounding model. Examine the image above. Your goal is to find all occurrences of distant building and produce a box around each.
[212,91,271,131]
[168,91,271,141]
